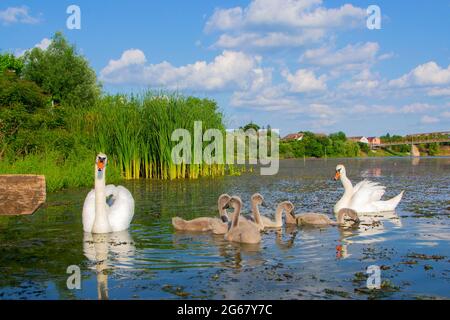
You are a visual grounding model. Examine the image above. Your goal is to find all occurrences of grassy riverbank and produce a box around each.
[0,92,229,192]
[0,33,228,192]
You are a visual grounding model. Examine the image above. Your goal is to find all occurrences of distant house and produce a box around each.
[348,136,369,144]
[367,137,381,146]
[282,133,304,141]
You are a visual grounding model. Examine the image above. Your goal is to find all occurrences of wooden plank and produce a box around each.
[0,175,46,215]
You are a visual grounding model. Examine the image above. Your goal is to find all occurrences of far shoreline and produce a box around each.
[279,155,450,160]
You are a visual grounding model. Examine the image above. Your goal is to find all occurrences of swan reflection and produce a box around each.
[83,231,136,299]
[336,210,402,259]
[172,230,262,269]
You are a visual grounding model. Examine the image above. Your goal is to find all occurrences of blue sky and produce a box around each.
[1,0,449,136]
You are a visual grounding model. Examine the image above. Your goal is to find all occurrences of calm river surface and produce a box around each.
[1,157,449,300]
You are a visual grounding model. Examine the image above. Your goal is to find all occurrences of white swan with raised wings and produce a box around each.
[82,153,135,233]
[333,164,404,214]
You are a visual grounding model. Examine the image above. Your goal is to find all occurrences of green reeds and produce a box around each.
[76,92,227,180]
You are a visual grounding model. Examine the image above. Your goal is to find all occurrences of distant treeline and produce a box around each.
[381,132,450,143]
[279,131,360,158]
[276,130,449,159]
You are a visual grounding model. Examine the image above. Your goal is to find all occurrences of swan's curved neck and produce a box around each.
[284,209,296,224]
[340,171,353,197]
[92,166,111,233]
[231,202,241,229]
[251,201,263,228]
[219,201,229,219]
[336,210,345,224]
[274,204,284,225]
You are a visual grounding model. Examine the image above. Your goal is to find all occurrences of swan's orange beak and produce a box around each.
[97,160,105,171]
[334,171,340,181]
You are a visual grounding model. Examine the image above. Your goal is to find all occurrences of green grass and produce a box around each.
[0,151,121,192]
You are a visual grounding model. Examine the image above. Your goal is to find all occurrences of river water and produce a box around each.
[0,157,449,299]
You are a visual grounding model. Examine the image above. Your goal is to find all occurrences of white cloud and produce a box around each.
[420,115,439,124]
[306,103,333,117]
[378,52,395,61]
[298,43,388,98]
[0,6,40,25]
[101,49,147,75]
[283,69,327,92]
[230,85,296,111]
[339,79,379,92]
[337,69,381,94]
[400,103,435,114]
[206,0,365,32]
[346,103,437,115]
[300,42,380,67]
[14,37,52,57]
[100,49,266,91]
[35,38,51,50]
[213,29,325,49]
[229,71,336,127]
[427,87,450,97]
[389,61,450,88]
[205,0,366,49]
[230,87,337,127]
[204,7,244,33]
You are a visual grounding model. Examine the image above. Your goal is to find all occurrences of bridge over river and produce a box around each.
[378,137,450,148]
[374,136,450,156]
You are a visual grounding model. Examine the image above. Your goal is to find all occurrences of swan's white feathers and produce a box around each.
[107,185,135,232]
[351,180,384,207]
[82,189,96,232]
[335,166,404,214]
[82,185,134,233]
[349,180,387,212]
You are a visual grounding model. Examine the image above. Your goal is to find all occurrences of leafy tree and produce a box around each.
[242,122,260,132]
[0,53,24,75]
[22,32,101,107]
[428,142,439,156]
[344,141,360,157]
[358,142,370,153]
[329,131,346,142]
[0,72,48,112]
[279,142,294,158]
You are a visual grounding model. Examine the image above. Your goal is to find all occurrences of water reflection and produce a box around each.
[275,226,298,250]
[83,231,135,300]
[172,230,262,269]
[335,210,402,259]
[361,167,382,177]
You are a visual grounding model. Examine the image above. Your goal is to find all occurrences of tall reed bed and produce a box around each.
[72,92,227,180]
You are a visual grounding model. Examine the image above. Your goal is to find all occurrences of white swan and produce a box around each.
[333,164,404,214]
[82,153,135,233]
